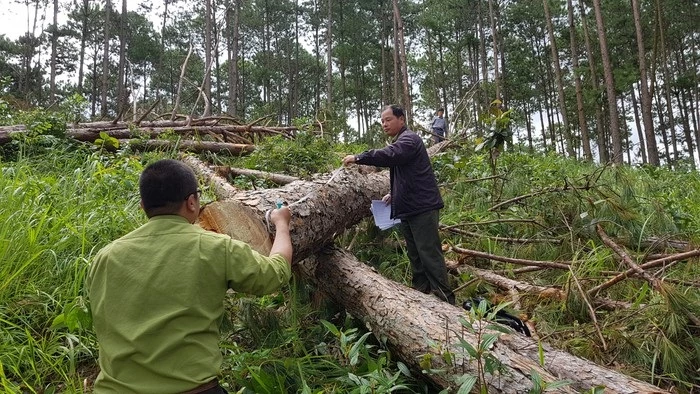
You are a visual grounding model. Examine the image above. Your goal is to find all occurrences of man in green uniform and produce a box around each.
[86,159,293,393]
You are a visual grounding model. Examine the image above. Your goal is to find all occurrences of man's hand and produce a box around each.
[270,206,291,228]
[382,193,391,204]
[342,155,357,166]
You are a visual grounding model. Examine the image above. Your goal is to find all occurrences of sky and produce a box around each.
[0,1,159,40]
[0,2,35,40]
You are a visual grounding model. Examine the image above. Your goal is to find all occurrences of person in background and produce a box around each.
[86,159,293,394]
[342,105,455,305]
[431,107,447,144]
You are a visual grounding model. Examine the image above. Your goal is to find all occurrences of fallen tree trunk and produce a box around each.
[198,165,388,261]
[187,144,666,392]
[0,125,296,144]
[297,247,666,393]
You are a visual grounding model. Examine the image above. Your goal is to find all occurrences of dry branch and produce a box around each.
[213,166,300,186]
[451,245,572,270]
[589,248,700,295]
[441,224,562,244]
[117,139,255,155]
[447,261,566,301]
[448,261,632,311]
[181,155,238,200]
[593,224,663,295]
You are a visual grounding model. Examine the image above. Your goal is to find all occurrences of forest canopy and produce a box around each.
[0,0,698,166]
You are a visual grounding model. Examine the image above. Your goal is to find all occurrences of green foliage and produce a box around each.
[93,131,120,150]
[0,76,13,125]
[320,320,413,393]
[0,141,144,391]
[528,369,571,393]
[18,110,67,139]
[475,99,514,155]
[240,132,340,178]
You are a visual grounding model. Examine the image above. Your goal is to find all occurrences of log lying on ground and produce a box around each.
[199,165,388,261]
[297,247,666,393]
[0,120,299,145]
[188,142,666,392]
[196,141,447,260]
[212,165,300,185]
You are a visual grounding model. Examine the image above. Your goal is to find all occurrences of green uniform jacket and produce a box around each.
[86,215,291,393]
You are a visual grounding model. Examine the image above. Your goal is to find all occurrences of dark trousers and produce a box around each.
[185,380,228,394]
[432,128,445,144]
[399,210,455,304]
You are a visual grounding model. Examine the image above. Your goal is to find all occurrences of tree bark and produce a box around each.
[0,122,299,145]
[580,1,608,163]
[203,0,213,117]
[632,0,660,166]
[101,0,111,118]
[488,0,500,101]
[50,0,58,101]
[213,166,300,185]
[295,247,666,393]
[567,0,592,162]
[592,0,622,164]
[227,0,240,117]
[77,0,90,94]
[117,0,127,121]
[118,139,255,155]
[391,0,411,119]
[543,0,574,158]
[326,0,332,110]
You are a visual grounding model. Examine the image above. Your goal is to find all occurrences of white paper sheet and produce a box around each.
[370,200,401,230]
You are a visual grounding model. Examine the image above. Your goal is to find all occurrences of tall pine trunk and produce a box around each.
[632,0,660,165]
[592,0,622,164]
[101,0,111,118]
[203,0,213,117]
[567,0,592,161]
[116,0,127,121]
[226,0,240,117]
[487,0,500,100]
[543,0,574,158]
[49,0,58,102]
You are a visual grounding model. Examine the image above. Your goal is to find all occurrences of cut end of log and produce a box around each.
[197,200,272,255]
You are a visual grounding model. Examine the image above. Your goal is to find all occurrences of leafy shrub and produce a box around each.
[241,132,339,178]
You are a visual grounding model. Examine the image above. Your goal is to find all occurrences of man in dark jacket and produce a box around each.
[342,105,455,304]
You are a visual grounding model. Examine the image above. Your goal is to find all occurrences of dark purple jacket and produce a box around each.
[355,126,443,219]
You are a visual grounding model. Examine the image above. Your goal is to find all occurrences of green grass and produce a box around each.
[0,138,423,393]
[2,135,699,392]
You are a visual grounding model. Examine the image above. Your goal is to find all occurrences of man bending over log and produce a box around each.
[85,159,293,393]
[343,104,455,305]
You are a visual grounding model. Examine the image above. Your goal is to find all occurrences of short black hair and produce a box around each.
[437,108,444,112]
[139,159,198,217]
[384,104,405,120]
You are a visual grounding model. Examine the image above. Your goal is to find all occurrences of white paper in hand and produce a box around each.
[370,200,401,230]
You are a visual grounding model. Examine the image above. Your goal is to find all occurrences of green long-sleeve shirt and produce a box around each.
[86,215,291,393]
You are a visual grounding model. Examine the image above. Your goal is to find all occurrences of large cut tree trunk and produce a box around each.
[190,143,665,392]
[297,247,665,393]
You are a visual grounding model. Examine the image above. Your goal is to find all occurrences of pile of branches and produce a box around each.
[0,114,310,155]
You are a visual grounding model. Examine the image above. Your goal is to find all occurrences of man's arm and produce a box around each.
[343,133,419,168]
[269,207,293,264]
